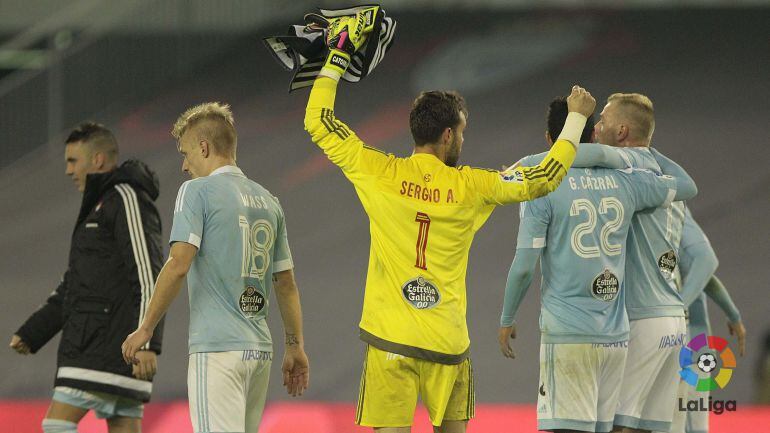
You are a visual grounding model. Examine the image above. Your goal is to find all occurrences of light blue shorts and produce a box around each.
[53,386,143,419]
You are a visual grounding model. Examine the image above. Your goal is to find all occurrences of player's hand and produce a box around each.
[727,320,746,356]
[498,325,517,359]
[317,7,379,80]
[132,350,158,381]
[282,346,310,397]
[325,7,378,56]
[566,85,596,118]
[9,334,31,355]
[121,328,153,365]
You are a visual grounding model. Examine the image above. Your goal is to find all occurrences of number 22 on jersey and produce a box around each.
[570,197,624,258]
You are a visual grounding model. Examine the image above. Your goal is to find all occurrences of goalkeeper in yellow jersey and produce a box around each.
[304,8,596,433]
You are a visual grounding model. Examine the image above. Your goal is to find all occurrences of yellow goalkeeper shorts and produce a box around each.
[355,345,475,427]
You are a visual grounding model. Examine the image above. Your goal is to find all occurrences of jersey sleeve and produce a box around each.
[304,78,395,183]
[15,272,68,353]
[516,198,551,250]
[113,184,165,351]
[524,143,631,170]
[272,200,294,273]
[680,207,711,251]
[170,180,205,248]
[471,139,576,205]
[625,168,678,211]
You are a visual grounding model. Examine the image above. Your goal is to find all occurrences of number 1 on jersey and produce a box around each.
[415,212,431,270]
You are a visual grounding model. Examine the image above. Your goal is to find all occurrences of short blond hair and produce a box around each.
[172,102,237,158]
[607,93,655,142]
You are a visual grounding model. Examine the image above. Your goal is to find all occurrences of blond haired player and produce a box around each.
[303,9,596,432]
[122,103,308,433]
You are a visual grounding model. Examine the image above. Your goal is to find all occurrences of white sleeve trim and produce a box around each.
[272,258,294,273]
[174,181,191,214]
[532,238,546,249]
[557,112,587,150]
[188,233,202,248]
[115,184,155,350]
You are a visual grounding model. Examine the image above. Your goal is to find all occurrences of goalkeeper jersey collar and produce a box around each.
[410,153,445,165]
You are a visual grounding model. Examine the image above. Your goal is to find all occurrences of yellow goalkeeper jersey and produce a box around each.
[305,79,577,364]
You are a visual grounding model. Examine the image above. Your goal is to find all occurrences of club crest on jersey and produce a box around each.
[658,250,678,278]
[500,171,524,183]
[591,269,619,302]
[401,276,441,309]
[239,286,265,318]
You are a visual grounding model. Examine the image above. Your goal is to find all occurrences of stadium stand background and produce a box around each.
[1,0,768,431]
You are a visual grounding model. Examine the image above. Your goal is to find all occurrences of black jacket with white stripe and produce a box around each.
[16,160,165,402]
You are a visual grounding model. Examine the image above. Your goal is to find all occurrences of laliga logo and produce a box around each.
[679,333,736,390]
[678,333,737,415]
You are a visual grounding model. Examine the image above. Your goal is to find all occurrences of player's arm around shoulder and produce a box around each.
[477,86,594,205]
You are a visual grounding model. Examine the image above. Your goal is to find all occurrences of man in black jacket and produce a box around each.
[9,122,165,433]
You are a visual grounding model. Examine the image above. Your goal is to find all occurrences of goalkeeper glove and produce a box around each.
[308,6,379,81]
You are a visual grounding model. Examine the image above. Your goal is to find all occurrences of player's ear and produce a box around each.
[199,140,209,158]
[617,124,629,142]
[92,151,105,170]
[442,127,453,146]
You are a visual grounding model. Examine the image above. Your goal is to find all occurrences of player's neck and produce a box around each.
[616,140,649,148]
[203,158,237,176]
[412,143,446,163]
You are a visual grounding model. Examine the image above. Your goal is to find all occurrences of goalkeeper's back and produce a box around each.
[305,78,585,363]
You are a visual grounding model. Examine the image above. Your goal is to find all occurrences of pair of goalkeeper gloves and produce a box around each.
[304,6,379,81]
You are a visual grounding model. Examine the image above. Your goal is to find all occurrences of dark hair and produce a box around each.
[65,122,119,161]
[547,97,595,144]
[409,91,468,146]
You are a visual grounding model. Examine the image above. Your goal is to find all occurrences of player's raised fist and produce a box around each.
[567,85,596,117]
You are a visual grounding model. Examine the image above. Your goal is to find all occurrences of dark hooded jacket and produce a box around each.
[16,160,165,402]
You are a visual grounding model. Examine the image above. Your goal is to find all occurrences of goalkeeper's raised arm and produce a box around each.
[479,86,596,205]
[304,9,384,176]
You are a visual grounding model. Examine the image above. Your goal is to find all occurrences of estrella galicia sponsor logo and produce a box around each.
[658,249,677,277]
[239,286,265,318]
[329,53,349,70]
[401,276,441,309]
[591,269,619,301]
[677,333,738,414]
[500,171,524,183]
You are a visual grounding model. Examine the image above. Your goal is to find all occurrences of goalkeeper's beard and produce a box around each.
[445,136,461,167]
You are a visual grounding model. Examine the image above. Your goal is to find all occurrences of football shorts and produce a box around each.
[537,342,627,432]
[52,386,143,419]
[355,345,474,427]
[188,350,272,433]
[615,316,687,432]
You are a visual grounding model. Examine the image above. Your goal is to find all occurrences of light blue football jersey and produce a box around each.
[517,166,677,343]
[170,165,294,354]
[618,147,687,320]
[679,206,713,337]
